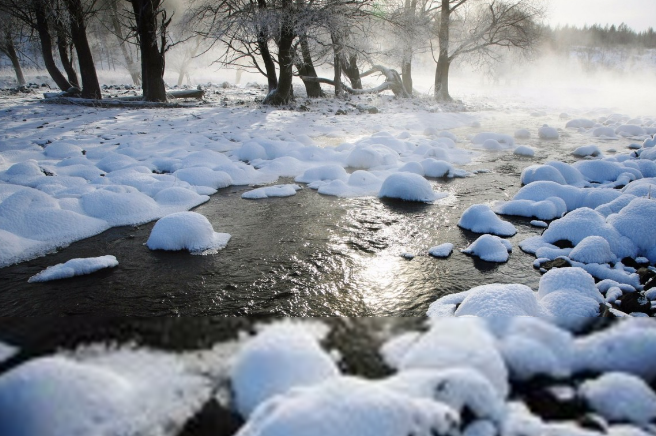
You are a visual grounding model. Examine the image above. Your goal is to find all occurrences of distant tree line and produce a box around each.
[0,0,546,103]
[544,23,656,50]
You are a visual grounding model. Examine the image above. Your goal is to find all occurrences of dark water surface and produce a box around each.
[0,170,543,316]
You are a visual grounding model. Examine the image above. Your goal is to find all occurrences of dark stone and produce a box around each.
[616,292,650,314]
[177,398,243,436]
[553,240,574,249]
[637,267,656,287]
[621,257,642,269]
[645,276,656,292]
[335,109,347,115]
[514,379,586,421]
[540,257,572,271]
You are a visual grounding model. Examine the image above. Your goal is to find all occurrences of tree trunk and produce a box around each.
[434,54,451,101]
[56,29,79,87]
[1,32,26,86]
[34,0,72,91]
[263,3,295,106]
[256,0,278,92]
[65,0,101,99]
[401,57,412,95]
[296,36,323,98]
[131,0,167,102]
[434,0,452,101]
[401,0,417,96]
[331,33,343,97]
[342,54,362,89]
[109,0,141,85]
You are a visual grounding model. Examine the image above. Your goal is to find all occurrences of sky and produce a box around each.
[546,0,656,32]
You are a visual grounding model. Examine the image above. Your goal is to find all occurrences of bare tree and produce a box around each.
[63,0,102,98]
[433,0,543,101]
[0,12,27,85]
[129,0,170,101]
[193,0,372,105]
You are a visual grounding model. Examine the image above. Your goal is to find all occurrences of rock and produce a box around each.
[357,104,379,114]
[616,292,650,315]
[637,267,656,287]
[335,109,347,115]
[177,398,243,436]
[540,257,572,271]
[515,378,585,421]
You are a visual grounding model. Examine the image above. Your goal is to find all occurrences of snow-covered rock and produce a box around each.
[382,368,506,423]
[568,236,617,264]
[146,212,231,254]
[235,376,460,436]
[514,146,535,157]
[231,322,339,418]
[429,243,454,258]
[538,125,559,140]
[378,173,445,203]
[398,318,510,398]
[461,235,513,262]
[458,204,516,236]
[580,372,656,425]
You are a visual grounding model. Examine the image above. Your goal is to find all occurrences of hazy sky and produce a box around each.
[546,0,656,32]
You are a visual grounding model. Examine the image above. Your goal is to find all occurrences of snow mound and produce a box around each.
[382,368,505,423]
[451,284,544,333]
[295,165,348,184]
[28,255,118,283]
[461,235,512,262]
[317,170,383,198]
[146,212,231,254]
[174,167,233,189]
[242,184,301,199]
[521,165,567,185]
[566,119,595,129]
[607,197,656,263]
[538,125,559,140]
[398,318,509,398]
[537,267,604,331]
[514,129,531,139]
[540,208,637,260]
[499,317,574,380]
[580,372,656,425]
[378,173,445,203]
[236,376,459,436]
[572,145,603,158]
[573,320,656,380]
[429,243,454,258]
[458,204,516,236]
[514,146,535,157]
[471,133,514,148]
[0,351,209,436]
[231,322,339,418]
[568,236,616,264]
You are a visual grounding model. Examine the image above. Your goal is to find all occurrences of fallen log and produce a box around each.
[301,65,411,98]
[43,88,205,102]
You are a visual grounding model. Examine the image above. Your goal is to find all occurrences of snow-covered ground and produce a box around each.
[1,318,656,436]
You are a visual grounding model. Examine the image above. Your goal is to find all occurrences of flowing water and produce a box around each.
[0,111,639,316]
